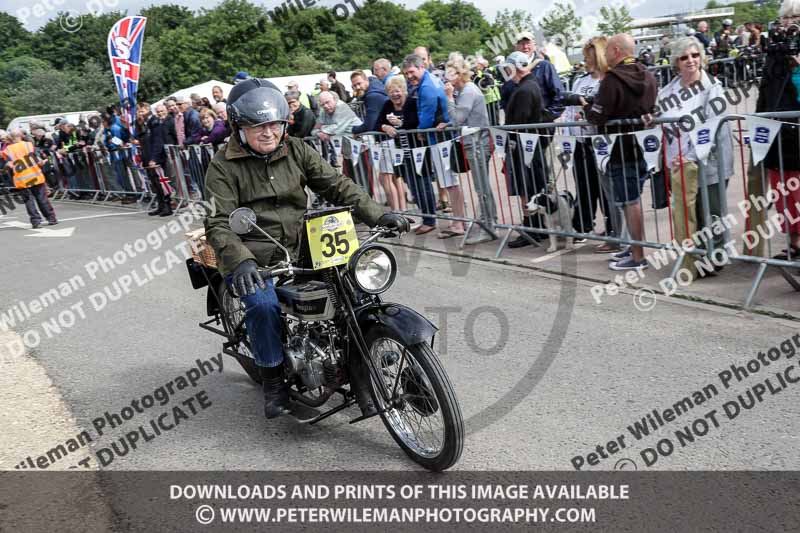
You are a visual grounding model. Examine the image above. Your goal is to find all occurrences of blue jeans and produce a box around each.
[607,158,647,207]
[112,158,129,191]
[406,173,437,226]
[225,276,284,368]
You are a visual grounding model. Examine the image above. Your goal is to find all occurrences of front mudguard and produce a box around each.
[356,302,438,346]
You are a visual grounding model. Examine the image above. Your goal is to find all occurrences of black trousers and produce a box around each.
[572,141,611,234]
[147,166,171,205]
[21,183,56,225]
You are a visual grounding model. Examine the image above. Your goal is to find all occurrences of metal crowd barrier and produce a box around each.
[39,108,799,308]
[647,56,765,90]
[44,143,218,214]
[301,111,800,308]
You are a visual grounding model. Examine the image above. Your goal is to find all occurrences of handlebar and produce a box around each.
[257,225,404,278]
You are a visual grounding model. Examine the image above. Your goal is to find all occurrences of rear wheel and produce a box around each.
[218,280,262,384]
[364,325,464,471]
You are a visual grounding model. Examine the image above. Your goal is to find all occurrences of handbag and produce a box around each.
[650,168,669,209]
[450,139,470,173]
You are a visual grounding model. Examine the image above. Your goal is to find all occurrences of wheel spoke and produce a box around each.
[370,336,448,459]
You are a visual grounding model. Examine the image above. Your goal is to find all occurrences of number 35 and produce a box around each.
[320,230,349,257]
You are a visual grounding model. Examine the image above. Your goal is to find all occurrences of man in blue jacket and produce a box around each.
[402,53,456,235]
[350,70,388,134]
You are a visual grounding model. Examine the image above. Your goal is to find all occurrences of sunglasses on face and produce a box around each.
[680,52,701,61]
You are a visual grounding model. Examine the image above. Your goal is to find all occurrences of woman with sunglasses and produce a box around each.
[652,36,734,280]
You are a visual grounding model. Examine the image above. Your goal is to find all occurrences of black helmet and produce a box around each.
[226,78,290,157]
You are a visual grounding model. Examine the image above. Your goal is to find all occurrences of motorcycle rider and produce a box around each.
[203,78,409,420]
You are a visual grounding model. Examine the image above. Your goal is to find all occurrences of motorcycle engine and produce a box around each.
[283,321,344,390]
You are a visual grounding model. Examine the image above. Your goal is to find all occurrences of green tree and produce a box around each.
[29,11,129,70]
[140,4,194,39]
[597,5,633,35]
[492,9,535,35]
[418,0,490,34]
[0,12,31,56]
[8,59,116,115]
[541,2,582,50]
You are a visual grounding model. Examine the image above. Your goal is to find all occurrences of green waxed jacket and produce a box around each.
[204,135,386,276]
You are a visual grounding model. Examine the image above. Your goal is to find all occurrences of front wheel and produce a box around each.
[364,325,464,471]
[218,280,262,385]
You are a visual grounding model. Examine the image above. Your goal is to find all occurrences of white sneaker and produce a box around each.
[464,229,496,245]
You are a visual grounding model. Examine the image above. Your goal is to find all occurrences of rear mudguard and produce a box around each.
[356,302,438,346]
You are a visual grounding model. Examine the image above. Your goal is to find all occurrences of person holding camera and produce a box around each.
[755,2,800,259]
[561,36,613,242]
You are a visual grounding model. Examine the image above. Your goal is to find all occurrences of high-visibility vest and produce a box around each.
[2,141,45,188]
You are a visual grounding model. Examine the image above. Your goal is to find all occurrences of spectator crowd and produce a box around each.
[5,0,800,276]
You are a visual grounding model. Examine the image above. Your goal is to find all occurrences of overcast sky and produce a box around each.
[7,0,713,32]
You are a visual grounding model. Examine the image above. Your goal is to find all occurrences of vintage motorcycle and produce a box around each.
[185,206,464,471]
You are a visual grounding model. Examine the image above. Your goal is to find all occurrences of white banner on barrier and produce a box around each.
[437,140,452,172]
[517,133,540,167]
[553,135,577,171]
[391,148,405,166]
[689,117,721,163]
[370,146,381,164]
[633,128,662,171]
[331,136,343,157]
[412,147,427,175]
[461,126,481,138]
[490,128,508,158]
[350,139,363,166]
[590,134,618,174]
[745,116,782,166]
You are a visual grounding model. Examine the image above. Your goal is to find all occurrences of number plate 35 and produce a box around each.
[306,211,359,270]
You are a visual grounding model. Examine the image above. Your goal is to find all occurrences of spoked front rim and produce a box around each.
[220,284,254,358]
[370,337,445,459]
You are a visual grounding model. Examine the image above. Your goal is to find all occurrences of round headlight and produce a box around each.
[351,246,397,294]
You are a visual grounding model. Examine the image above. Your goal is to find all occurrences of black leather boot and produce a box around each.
[148,198,163,216]
[158,196,173,216]
[348,357,377,417]
[260,366,289,419]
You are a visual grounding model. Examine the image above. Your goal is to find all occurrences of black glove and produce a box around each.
[377,212,411,234]
[232,259,265,297]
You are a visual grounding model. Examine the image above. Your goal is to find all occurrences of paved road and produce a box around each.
[1,201,799,473]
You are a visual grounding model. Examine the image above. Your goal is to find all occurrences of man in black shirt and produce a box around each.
[503,52,546,249]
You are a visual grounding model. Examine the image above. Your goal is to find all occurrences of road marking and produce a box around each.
[530,243,586,263]
[58,212,145,222]
[1,220,30,229]
[25,227,76,238]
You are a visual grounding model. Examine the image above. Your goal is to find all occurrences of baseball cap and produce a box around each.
[516,31,535,43]
[506,51,531,69]
[286,80,299,88]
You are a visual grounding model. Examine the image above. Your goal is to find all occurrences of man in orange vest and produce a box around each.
[1,129,57,228]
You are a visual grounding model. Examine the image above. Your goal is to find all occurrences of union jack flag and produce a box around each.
[107,16,147,135]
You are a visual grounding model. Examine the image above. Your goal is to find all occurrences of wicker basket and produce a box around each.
[185,229,218,269]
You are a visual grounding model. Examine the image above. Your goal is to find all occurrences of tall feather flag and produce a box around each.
[108,16,147,135]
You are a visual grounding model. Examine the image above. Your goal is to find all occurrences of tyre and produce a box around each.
[364,325,464,471]
[218,280,262,384]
